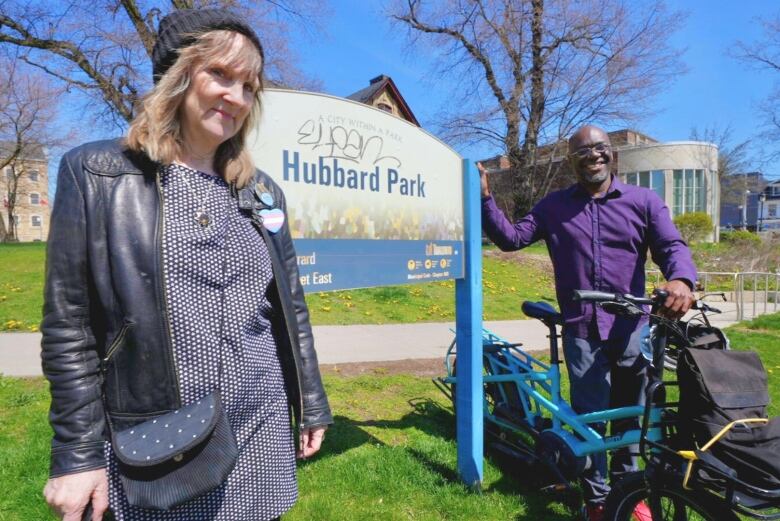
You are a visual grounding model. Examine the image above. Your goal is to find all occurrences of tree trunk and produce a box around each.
[0,210,6,242]
[4,206,15,242]
[511,0,546,218]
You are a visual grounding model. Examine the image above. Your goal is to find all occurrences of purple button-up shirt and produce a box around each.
[482,176,697,340]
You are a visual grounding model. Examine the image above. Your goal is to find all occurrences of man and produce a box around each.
[479,125,696,521]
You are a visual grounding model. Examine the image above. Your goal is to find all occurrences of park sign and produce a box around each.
[248,88,465,292]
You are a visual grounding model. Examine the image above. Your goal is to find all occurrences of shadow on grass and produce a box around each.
[311,398,578,520]
[315,397,455,458]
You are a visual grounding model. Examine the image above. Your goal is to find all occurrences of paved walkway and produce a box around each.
[0,301,744,377]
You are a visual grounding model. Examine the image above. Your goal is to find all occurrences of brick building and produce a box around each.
[346,74,420,126]
[1,143,50,242]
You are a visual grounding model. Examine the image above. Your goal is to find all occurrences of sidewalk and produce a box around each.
[0,320,550,377]
[0,302,742,378]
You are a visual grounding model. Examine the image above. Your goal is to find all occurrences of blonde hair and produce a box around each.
[127,30,264,188]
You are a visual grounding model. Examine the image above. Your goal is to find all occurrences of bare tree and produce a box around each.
[733,14,780,161]
[390,0,686,215]
[689,125,761,208]
[0,59,66,242]
[0,0,324,129]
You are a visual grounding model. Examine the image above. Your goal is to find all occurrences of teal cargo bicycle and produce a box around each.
[437,289,780,520]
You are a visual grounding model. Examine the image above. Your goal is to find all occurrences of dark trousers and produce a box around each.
[562,326,649,505]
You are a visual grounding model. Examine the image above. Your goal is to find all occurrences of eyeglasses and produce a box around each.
[570,143,611,158]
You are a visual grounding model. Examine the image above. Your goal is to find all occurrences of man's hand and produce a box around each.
[476,162,490,197]
[658,279,694,319]
[298,425,327,459]
[43,468,108,520]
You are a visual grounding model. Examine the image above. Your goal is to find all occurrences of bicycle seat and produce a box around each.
[521,301,562,325]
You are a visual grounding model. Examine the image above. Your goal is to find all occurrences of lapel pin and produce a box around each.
[258,208,285,233]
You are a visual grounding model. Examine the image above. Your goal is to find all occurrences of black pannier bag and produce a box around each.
[677,347,780,491]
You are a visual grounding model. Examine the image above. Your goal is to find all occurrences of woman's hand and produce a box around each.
[44,468,108,520]
[298,425,327,459]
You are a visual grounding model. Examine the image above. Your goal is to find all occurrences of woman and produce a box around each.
[41,8,332,521]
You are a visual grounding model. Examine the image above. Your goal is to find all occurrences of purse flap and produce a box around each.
[113,392,222,466]
[687,349,769,409]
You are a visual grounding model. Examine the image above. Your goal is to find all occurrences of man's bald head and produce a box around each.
[568,125,611,153]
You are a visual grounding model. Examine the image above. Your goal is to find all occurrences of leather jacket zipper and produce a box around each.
[156,171,182,406]
[252,214,304,427]
[103,322,129,364]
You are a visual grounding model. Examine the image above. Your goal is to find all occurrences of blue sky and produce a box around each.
[642,1,777,168]
[46,0,780,193]
[295,0,780,177]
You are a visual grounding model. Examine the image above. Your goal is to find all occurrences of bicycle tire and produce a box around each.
[603,471,738,521]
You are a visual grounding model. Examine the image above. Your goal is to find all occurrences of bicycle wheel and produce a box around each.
[604,471,738,521]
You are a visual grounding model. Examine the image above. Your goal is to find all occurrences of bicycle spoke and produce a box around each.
[644,492,715,521]
[649,491,665,519]
[672,497,688,521]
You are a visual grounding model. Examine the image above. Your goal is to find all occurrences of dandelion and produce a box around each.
[320,306,331,312]
[4,320,21,330]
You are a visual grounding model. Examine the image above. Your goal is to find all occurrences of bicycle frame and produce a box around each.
[438,318,664,467]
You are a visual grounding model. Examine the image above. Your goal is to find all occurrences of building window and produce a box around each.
[4,168,11,180]
[772,185,780,197]
[769,204,777,218]
[29,192,40,205]
[672,169,707,216]
[28,170,39,182]
[376,102,393,113]
[31,215,42,227]
[624,170,665,200]
[12,215,20,226]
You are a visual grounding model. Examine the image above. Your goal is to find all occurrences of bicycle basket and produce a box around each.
[677,347,780,492]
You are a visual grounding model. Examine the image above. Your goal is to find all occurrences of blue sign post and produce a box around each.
[455,159,483,489]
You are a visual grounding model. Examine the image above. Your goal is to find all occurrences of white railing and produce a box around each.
[736,272,780,321]
[646,270,779,321]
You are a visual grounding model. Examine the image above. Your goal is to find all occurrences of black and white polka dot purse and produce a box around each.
[111,391,238,510]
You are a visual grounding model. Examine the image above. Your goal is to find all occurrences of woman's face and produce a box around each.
[179,35,260,154]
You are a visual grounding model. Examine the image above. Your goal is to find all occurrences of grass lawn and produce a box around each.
[0,243,46,332]
[0,242,555,331]
[2,313,779,520]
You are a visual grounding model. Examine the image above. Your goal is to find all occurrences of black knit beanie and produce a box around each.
[152,8,264,83]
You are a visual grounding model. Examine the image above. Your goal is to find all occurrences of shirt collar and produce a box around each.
[571,174,623,200]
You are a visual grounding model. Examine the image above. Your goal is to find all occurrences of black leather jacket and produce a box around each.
[41,139,332,478]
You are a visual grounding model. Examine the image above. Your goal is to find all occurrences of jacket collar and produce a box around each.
[83,139,159,176]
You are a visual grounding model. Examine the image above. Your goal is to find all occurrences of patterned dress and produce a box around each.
[107,164,297,520]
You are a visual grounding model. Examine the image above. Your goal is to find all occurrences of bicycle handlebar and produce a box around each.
[572,290,665,306]
[571,290,621,302]
[573,289,720,314]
